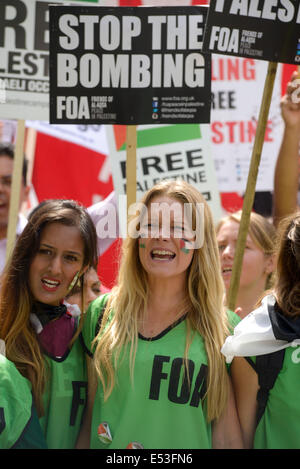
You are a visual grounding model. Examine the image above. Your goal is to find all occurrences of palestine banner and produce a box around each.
[203,0,300,64]
[49,6,211,124]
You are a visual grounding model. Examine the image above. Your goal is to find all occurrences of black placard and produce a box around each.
[49,6,211,125]
[203,0,300,64]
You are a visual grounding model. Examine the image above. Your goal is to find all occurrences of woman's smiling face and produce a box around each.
[138,195,195,282]
[29,222,85,306]
[217,219,271,291]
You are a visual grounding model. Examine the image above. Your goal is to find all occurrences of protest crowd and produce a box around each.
[1,0,300,453]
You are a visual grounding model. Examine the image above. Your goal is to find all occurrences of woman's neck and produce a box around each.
[231,283,266,319]
[139,276,188,338]
[148,275,187,311]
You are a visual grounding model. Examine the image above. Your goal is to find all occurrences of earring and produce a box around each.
[67,271,80,292]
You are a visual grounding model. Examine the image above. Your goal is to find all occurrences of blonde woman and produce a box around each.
[216,211,276,319]
[78,180,242,449]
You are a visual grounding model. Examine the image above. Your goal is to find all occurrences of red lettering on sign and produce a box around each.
[211,120,273,144]
[211,58,256,81]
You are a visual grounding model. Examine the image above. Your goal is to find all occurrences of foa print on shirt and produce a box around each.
[149,355,208,407]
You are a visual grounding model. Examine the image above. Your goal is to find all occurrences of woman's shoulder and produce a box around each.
[221,294,284,363]
[227,308,241,332]
[0,353,33,426]
[86,292,111,326]
[0,353,31,391]
[0,352,47,449]
[81,293,111,355]
[90,292,110,312]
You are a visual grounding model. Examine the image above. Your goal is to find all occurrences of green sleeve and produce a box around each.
[224,312,257,372]
[12,404,47,449]
[227,309,241,334]
[225,310,242,373]
[80,293,110,356]
[0,355,47,449]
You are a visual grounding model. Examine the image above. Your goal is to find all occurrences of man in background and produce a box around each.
[0,143,29,273]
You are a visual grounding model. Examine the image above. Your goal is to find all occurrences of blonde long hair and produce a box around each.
[93,180,229,422]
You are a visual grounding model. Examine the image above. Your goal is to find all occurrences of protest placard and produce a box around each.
[203,0,299,311]
[203,0,300,64]
[211,56,283,193]
[0,0,100,261]
[49,6,211,124]
[106,123,222,231]
[0,0,51,120]
[0,0,99,121]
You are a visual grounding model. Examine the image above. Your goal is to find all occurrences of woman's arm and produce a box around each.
[212,374,244,449]
[230,357,259,449]
[76,356,98,449]
[273,72,300,227]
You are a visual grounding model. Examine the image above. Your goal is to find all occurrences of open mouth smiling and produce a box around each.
[151,249,176,261]
[222,267,232,274]
[41,277,61,291]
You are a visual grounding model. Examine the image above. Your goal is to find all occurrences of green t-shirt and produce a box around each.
[0,355,47,449]
[81,294,212,449]
[39,337,87,449]
[227,309,241,332]
[254,345,300,449]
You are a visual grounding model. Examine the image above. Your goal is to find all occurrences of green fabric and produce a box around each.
[82,294,212,449]
[118,124,202,151]
[224,309,241,372]
[39,337,87,449]
[254,346,300,449]
[13,405,47,449]
[0,355,46,449]
[227,309,241,333]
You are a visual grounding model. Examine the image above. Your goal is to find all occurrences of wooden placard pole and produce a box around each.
[24,126,37,187]
[5,119,26,264]
[227,61,278,313]
[20,126,37,216]
[126,125,137,218]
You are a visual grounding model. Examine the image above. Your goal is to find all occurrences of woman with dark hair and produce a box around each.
[0,199,98,448]
[222,213,300,448]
